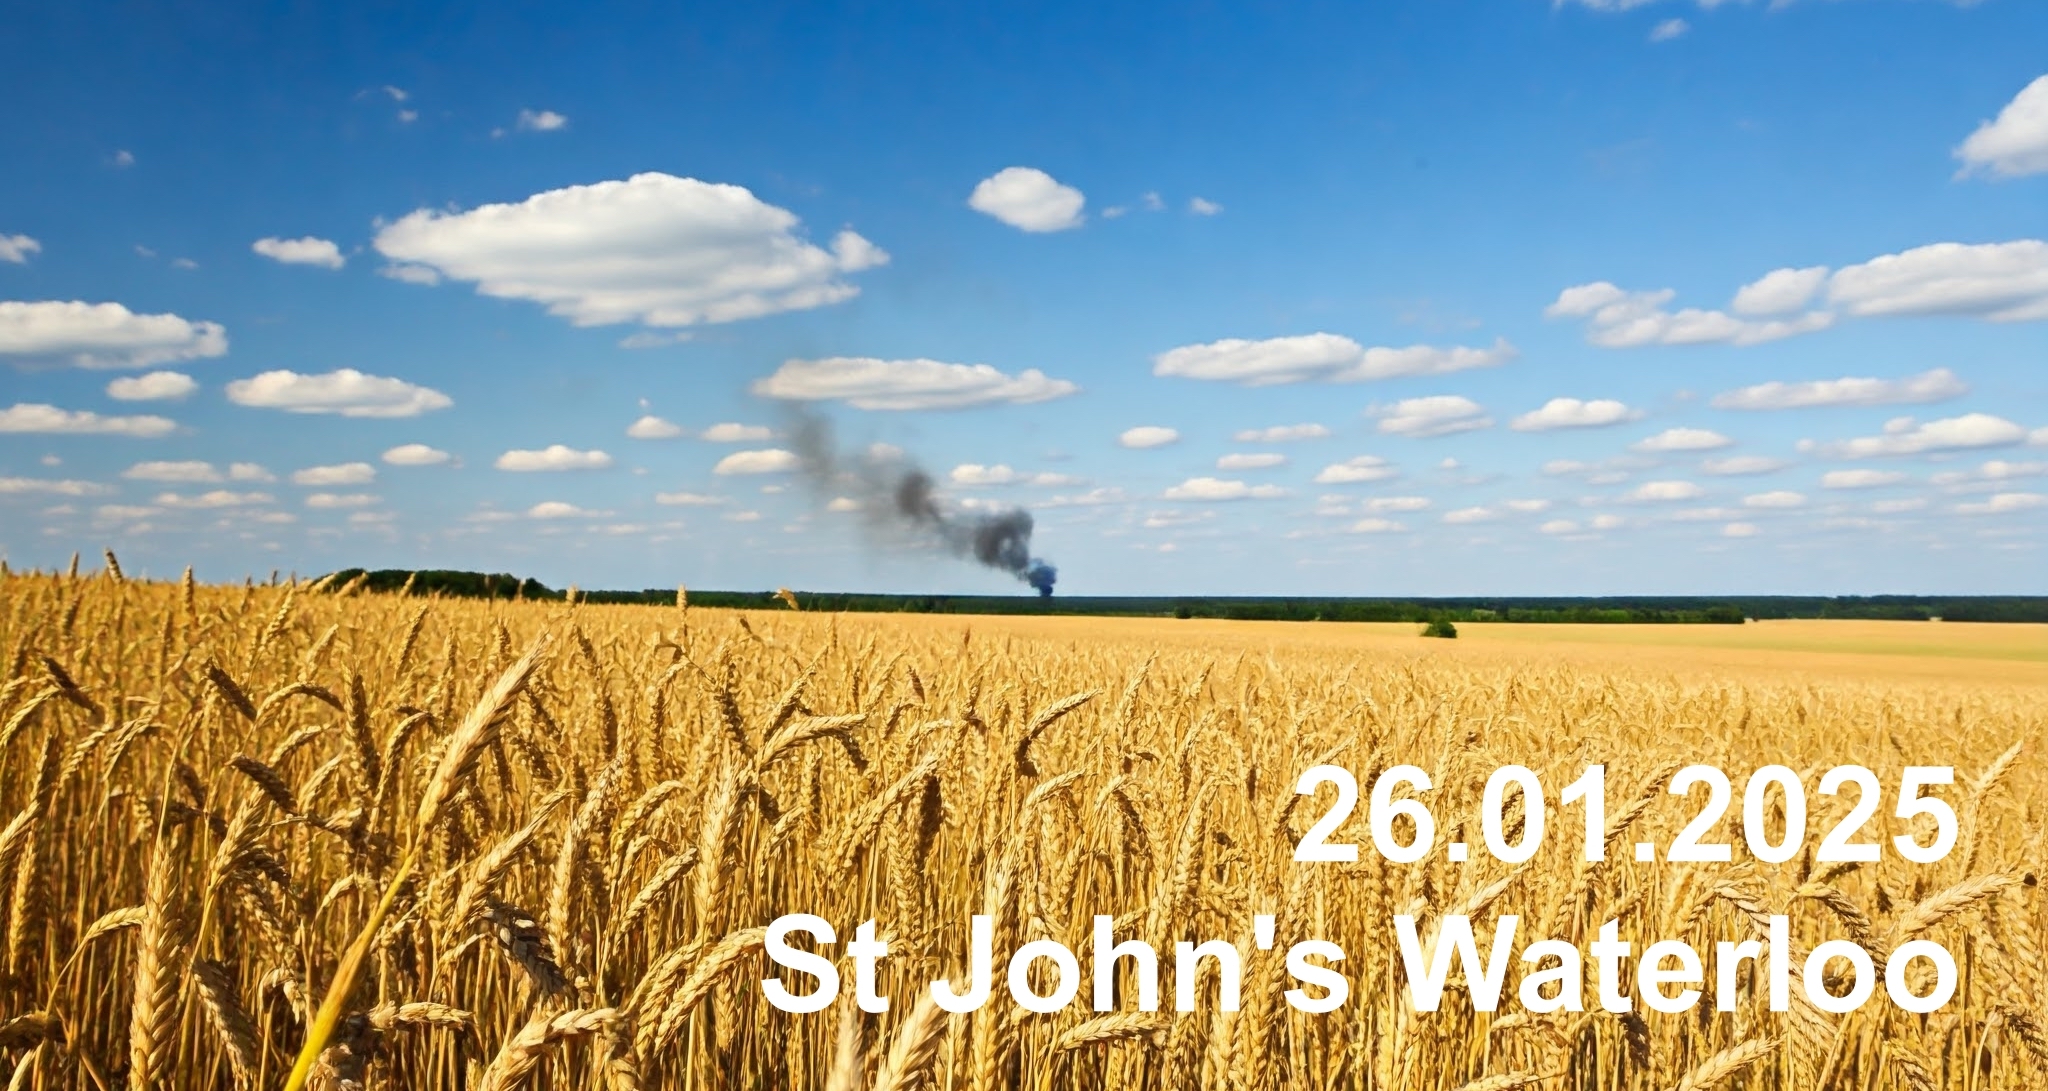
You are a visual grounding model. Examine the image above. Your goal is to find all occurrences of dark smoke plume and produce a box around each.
[789,413,1058,596]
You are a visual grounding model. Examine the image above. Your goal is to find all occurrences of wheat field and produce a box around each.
[0,560,2043,1091]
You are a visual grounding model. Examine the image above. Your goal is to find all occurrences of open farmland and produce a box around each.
[0,565,2043,1090]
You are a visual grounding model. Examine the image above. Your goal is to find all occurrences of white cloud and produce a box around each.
[1313,456,1398,484]
[1373,395,1490,438]
[1956,492,2046,515]
[0,235,40,264]
[1711,368,1966,410]
[1217,452,1286,471]
[1119,426,1180,449]
[0,301,227,368]
[1153,333,1514,385]
[527,501,592,519]
[227,368,452,418]
[383,443,451,466]
[373,173,886,329]
[752,356,1075,410]
[154,489,271,509]
[1349,518,1406,534]
[699,422,774,443]
[1648,18,1689,42]
[1040,487,1128,508]
[1505,499,1552,513]
[1162,477,1287,501]
[305,492,379,509]
[826,496,861,512]
[968,167,1085,232]
[1234,423,1329,443]
[1625,480,1704,502]
[111,150,134,168]
[1443,506,1496,524]
[1632,427,1731,452]
[124,460,219,483]
[627,415,685,440]
[1804,413,2029,459]
[252,236,346,269]
[517,108,568,132]
[1722,522,1760,538]
[1743,490,1806,509]
[1546,282,1833,348]
[723,509,763,523]
[1822,469,1908,489]
[1937,459,2046,484]
[292,462,376,486]
[0,403,176,437]
[230,462,273,482]
[1731,266,1829,316]
[713,448,800,475]
[1591,514,1625,530]
[1188,196,1223,216]
[1510,397,1639,432]
[950,463,1025,486]
[1825,240,2048,322]
[1701,456,1788,476]
[106,371,197,401]
[1955,76,2048,179]
[656,491,726,506]
[494,445,613,472]
[1539,519,1581,536]
[0,476,111,496]
[1872,498,1927,514]
[1362,496,1430,512]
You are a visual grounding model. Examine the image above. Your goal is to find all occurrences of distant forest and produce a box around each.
[320,569,2048,623]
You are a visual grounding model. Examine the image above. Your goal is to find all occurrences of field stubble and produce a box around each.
[0,561,2043,1090]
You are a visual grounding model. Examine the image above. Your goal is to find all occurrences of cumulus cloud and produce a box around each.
[1313,456,1398,484]
[1539,519,1582,536]
[627,415,685,439]
[1372,395,1490,438]
[124,460,220,483]
[1934,459,2046,485]
[1505,499,1552,513]
[230,463,274,482]
[655,491,726,506]
[1163,477,1288,501]
[1702,455,1790,476]
[1188,197,1223,215]
[1711,368,1966,410]
[1546,282,1833,348]
[305,492,379,509]
[0,301,227,368]
[1731,266,1829,316]
[699,422,774,443]
[1722,522,1760,538]
[752,357,1076,411]
[1510,397,1640,432]
[1648,18,1688,42]
[1625,480,1705,502]
[1349,518,1405,534]
[1822,469,1909,489]
[2,478,103,501]
[1633,427,1732,452]
[373,173,886,329]
[1119,426,1180,449]
[1825,241,2048,322]
[1361,496,1430,513]
[1743,490,1806,509]
[1802,413,2029,458]
[227,369,452,418]
[0,235,40,263]
[1216,452,1286,471]
[968,167,1085,232]
[1955,75,2048,179]
[517,108,568,132]
[1443,506,1496,524]
[0,403,176,437]
[1234,423,1329,443]
[383,443,451,466]
[494,445,613,472]
[106,371,197,401]
[1153,333,1515,385]
[950,463,1023,486]
[527,501,593,519]
[292,462,376,486]
[1956,492,2046,515]
[713,448,800,475]
[252,236,346,269]
[154,489,271,509]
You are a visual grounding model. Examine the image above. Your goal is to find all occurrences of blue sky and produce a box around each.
[3,0,2045,595]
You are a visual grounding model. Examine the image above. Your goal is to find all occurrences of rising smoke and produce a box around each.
[788,413,1058,596]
